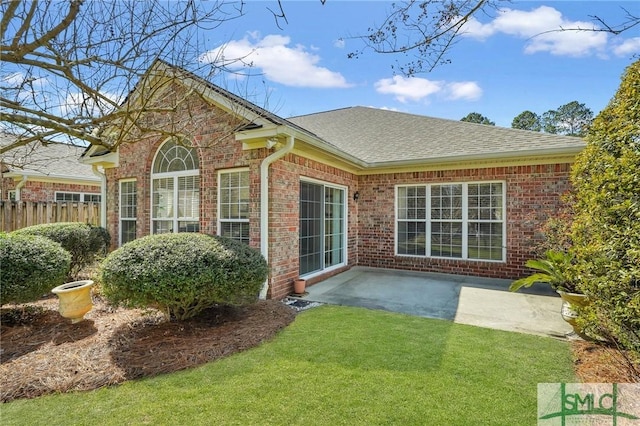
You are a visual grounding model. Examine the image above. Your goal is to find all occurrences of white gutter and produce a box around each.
[258,134,295,299]
[15,175,27,200]
[91,165,107,228]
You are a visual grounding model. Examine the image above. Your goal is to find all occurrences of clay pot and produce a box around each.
[294,279,306,295]
[51,280,95,323]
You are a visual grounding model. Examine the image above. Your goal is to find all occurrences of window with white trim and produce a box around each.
[396,181,505,261]
[119,180,137,245]
[151,139,199,234]
[55,192,101,202]
[218,169,249,244]
[8,190,16,201]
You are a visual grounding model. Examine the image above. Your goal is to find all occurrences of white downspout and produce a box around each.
[91,165,107,228]
[259,134,295,299]
[15,175,28,200]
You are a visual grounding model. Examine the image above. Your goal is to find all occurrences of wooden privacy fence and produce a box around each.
[0,201,101,232]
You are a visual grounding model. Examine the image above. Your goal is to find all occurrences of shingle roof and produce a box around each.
[1,133,98,181]
[287,106,585,165]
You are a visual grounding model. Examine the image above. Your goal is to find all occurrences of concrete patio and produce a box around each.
[298,267,573,339]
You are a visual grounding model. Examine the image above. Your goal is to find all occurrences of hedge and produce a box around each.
[13,222,109,278]
[0,233,71,305]
[101,233,268,320]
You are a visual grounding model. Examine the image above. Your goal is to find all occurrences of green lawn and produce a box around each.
[2,305,575,425]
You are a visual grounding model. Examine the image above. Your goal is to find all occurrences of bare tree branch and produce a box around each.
[1,0,255,154]
[347,0,502,75]
[348,1,639,76]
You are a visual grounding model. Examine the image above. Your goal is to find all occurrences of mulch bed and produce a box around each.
[1,296,637,403]
[1,296,297,402]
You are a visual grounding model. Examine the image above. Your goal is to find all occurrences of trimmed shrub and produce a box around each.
[13,222,110,278]
[100,233,268,320]
[569,60,640,354]
[0,232,71,305]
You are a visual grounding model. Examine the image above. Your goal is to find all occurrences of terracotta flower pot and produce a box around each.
[294,279,306,295]
[52,280,95,323]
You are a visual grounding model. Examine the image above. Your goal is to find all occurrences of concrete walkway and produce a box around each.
[299,267,573,339]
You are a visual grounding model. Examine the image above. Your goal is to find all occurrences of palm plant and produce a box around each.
[509,250,578,293]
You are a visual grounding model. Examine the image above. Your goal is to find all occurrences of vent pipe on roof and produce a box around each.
[258,134,294,300]
[92,165,107,228]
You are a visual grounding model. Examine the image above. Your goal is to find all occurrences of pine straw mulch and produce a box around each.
[0,296,297,403]
[1,296,638,403]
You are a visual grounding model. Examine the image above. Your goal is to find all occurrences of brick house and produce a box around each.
[82,61,585,299]
[1,133,101,203]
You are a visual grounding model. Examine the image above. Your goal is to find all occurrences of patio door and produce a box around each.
[299,181,346,276]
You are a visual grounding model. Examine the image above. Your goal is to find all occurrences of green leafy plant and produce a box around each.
[509,250,577,293]
[13,222,110,279]
[569,60,640,353]
[100,233,268,320]
[0,232,71,305]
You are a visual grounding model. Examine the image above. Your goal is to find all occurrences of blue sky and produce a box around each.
[198,1,640,128]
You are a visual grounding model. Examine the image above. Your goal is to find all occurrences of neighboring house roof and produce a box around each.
[287,107,586,166]
[1,133,99,184]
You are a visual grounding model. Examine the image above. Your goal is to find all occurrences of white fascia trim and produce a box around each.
[367,145,585,170]
[79,150,119,168]
[4,171,100,186]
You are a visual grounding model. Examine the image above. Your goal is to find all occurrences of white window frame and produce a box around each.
[150,139,200,234]
[395,181,506,262]
[299,177,348,278]
[119,179,137,246]
[7,190,16,201]
[217,168,250,244]
[55,191,101,202]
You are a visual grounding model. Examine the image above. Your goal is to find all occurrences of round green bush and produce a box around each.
[13,222,110,278]
[100,233,268,320]
[0,232,71,305]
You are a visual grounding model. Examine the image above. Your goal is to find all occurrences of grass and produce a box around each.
[1,305,576,425]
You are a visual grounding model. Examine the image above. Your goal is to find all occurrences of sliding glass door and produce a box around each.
[299,181,346,276]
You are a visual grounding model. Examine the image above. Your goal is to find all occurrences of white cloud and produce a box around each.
[199,33,350,88]
[2,72,26,86]
[374,76,443,103]
[61,91,121,118]
[445,81,482,101]
[2,72,48,88]
[462,6,609,57]
[613,37,640,57]
[374,76,481,103]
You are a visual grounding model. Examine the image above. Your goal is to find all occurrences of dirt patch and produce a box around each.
[1,296,296,402]
[1,297,637,403]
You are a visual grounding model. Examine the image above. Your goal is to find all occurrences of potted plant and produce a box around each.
[509,251,588,336]
[293,278,306,295]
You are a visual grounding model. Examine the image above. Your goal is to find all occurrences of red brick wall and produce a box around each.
[103,80,574,298]
[266,154,358,299]
[356,163,573,280]
[3,180,99,202]
[105,85,255,249]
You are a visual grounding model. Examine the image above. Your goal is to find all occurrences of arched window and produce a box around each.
[151,139,200,234]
